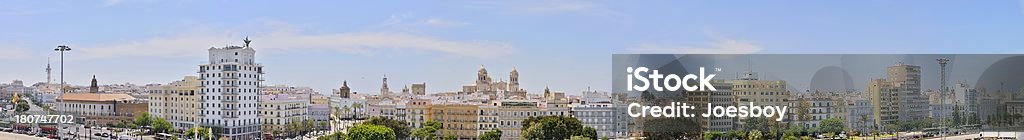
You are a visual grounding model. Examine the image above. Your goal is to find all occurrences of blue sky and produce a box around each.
[2,0,1024,94]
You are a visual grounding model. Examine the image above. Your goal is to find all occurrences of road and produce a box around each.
[925,134,978,140]
[0,131,49,140]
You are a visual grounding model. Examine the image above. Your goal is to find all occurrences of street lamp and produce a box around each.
[53,45,70,100]
[54,45,71,139]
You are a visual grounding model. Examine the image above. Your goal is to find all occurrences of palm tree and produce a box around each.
[271,126,282,139]
[351,103,363,119]
[304,120,314,134]
[858,115,869,136]
[342,106,351,120]
[318,121,329,130]
[286,121,298,137]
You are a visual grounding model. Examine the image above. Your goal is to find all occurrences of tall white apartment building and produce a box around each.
[198,38,263,139]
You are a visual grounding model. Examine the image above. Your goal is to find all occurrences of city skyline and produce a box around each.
[5,0,1024,94]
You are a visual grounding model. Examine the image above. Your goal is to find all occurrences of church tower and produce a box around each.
[338,81,351,98]
[89,75,98,93]
[476,65,491,85]
[509,67,520,92]
[381,75,390,97]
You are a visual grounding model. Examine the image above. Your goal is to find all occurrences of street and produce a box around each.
[0,131,49,140]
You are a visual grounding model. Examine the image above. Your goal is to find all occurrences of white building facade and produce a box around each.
[198,38,263,139]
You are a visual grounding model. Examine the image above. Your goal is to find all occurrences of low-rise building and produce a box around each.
[148,76,201,131]
[259,94,310,133]
[571,100,619,138]
[497,100,542,140]
[58,93,147,126]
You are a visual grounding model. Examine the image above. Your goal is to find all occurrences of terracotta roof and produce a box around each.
[59,93,136,102]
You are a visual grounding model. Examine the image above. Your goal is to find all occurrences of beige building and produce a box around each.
[429,103,485,139]
[58,93,147,127]
[726,72,791,126]
[868,78,899,127]
[886,63,928,123]
[684,80,735,132]
[411,83,426,95]
[869,63,928,130]
[148,76,201,131]
[403,99,432,128]
[497,100,542,140]
[258,94,310,133]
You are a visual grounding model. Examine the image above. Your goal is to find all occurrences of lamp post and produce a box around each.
[54,45,71,139]
[54,45,70,100]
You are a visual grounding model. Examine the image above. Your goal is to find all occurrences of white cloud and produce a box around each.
[629,39,762,54]
[78,25,516,59]
[424,18,469,27]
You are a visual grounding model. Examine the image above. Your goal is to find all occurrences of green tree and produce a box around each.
[704,131,722,140]
[784,124,805,138]
[287,120,300,137]
[748,130,763,140]
[363,116,411,139]
[319,121,330,130]
[414,121,442,140]
[479,129,502,140]
[14,100,29,112]
[642,117,700,139]
[341,106,351,119]
[151,117,173,134]
[133,112,153,129]
[318,131,346,140]
[521,116,594,140]
[305,120,316,133]
[579,127,597,139]
[351,103,363,119]
[796,99,811,122]
[346,124,395,140]
[725,130,746,139]
[185,127,213,139]
[444,133,457,140]
[819,117,845,134]
[884,123,900,132]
